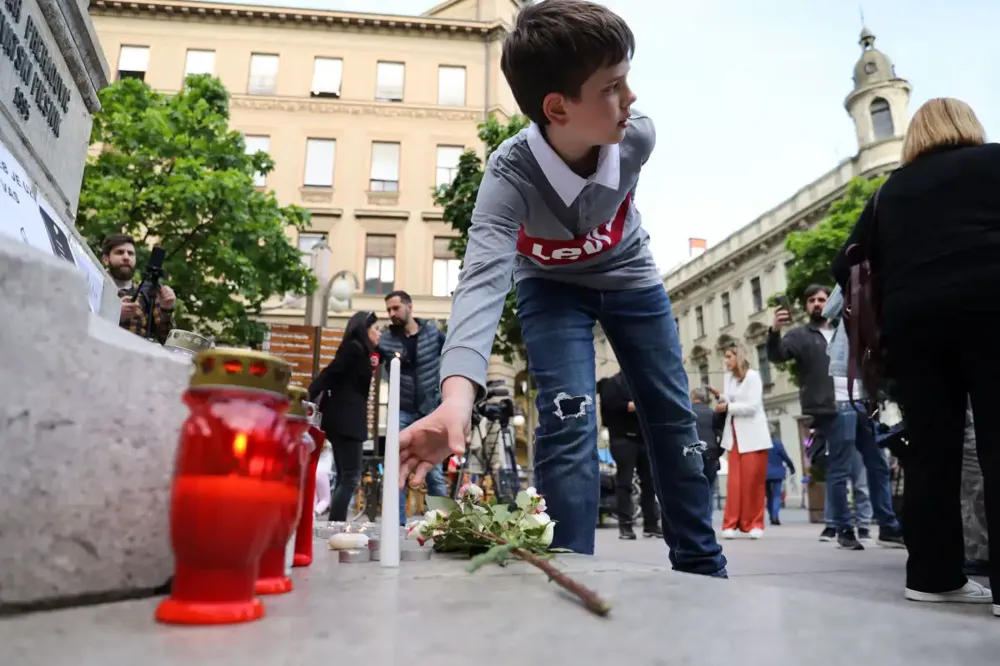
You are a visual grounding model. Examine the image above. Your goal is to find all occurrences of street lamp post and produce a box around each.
[303,239,360,327]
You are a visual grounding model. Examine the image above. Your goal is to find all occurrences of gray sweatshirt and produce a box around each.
[440,114,663,396]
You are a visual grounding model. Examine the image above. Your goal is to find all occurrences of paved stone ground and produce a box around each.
[601,507,990,617]
[1,508,996,665]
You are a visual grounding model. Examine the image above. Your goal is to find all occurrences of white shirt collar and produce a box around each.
[526,123,620,206]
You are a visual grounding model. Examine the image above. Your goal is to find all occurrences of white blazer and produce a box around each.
[719,369,773,454]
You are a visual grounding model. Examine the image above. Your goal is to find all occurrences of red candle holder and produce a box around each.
[255,385,314,595]
[155,348,293,626]
[294,401,326,567]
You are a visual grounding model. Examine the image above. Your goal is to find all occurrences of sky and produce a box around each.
[219,0,1000,272]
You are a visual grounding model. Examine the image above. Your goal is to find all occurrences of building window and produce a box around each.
[432,237,461,297]
[303,138,336,188]
[364,235,396,295]
[370,142,401,192]
[311,57,343,98]
[375,62,404,102]
[750,277,763,312]
[248,54,279,95]
[871,98,894,141]
[721,292,731,326]
[435,145,463,189]
[695,306,705,338]
[184,49,215,78]
[117,45,149,81]
[757,344,772,386]
[698,363,710,388]
[244,135,270,187]
[437,65,466,106]
[298,232,326,267]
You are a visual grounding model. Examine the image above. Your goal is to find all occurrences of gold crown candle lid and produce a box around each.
[287,385,309,419]
[164,330,213,356]
[190,348,292,396]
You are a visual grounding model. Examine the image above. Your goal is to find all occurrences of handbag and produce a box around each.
[843,187,886,416]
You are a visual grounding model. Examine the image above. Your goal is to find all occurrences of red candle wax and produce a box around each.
[156,389,292,626]
[293,423,326,567]
[255,421,310,595]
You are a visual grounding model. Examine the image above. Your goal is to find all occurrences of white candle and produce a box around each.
[380,356,401,567]
[284,530,296,574]
[328,532,369,550]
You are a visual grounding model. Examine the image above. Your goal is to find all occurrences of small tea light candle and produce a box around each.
[328,532,369,550]
[338,549,371,564]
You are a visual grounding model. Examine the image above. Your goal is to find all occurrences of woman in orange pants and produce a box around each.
[715,342,773,539]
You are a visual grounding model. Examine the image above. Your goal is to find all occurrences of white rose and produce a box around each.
[424,509,448,526]
[540,521,555,547]
[458,483,484,502]
[525,487,541,500]
[406,521,429,545]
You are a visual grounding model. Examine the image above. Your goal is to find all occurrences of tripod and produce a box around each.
[451,412,520,504]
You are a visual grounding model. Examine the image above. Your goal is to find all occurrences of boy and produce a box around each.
[399,0,726,577]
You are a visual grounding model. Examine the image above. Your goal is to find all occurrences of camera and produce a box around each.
[475,379,515,424]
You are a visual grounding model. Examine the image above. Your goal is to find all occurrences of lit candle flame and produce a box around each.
[233,432,248,458]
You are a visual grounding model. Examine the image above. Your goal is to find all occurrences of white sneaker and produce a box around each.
[721,529,737,539]
[994,604,999,617]
[748,528,764,540]
[904,580,993,604]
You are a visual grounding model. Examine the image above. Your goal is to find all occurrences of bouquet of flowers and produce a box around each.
[407,483,612,617]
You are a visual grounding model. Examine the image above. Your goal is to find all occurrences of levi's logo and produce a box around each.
[516,194,632,266]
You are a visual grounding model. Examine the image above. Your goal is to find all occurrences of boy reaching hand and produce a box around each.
[399,0,726,577]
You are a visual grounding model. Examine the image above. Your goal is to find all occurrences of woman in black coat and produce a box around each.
[832,97,998,609]
[309,311,381,521]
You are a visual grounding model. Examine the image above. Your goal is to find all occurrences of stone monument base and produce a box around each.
[0,236,189,614]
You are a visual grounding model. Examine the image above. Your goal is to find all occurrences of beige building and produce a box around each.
[89,0,522,331]
[663,29,911,491]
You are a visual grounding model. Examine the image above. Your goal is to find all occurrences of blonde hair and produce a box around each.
[901,98,986,164]
[723,342,751,378]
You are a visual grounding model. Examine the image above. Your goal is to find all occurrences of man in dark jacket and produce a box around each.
[598,372,661,540]
[379,291,447,523]
[690,388,724,492]
[768,284,902,550]
[766,435,796,526]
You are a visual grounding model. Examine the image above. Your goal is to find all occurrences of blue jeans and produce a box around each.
[517,279,726,576]
[823,447,872,528]
[814,402,898,531]
[766,479,783,522]
[399,410,448,525]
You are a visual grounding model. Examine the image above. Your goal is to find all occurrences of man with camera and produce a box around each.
[768,284,903,550]
[597,371,661,540]
[379,290,448,523]
[102,234,175,345]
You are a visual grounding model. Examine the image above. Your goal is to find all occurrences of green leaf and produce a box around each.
[491,504,511,524]
[425,496,459,514]
[467,543,516,573]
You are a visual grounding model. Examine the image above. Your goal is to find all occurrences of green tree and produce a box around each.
[77,75,315,346]
[434,114,529,362]
[779,175,886,307]
[766,174,885,385]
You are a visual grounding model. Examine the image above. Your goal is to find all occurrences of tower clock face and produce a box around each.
[864,61,877,75]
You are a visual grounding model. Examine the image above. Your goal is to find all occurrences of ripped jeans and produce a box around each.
[517,279,726,576]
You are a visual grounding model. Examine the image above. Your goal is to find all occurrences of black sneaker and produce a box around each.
[857,527,871,541]
[619,525,637,540]
[643,525,663,539]
[877,524,905,549]
[819,527,837,542]
[837,528,864,550]
[770,518,781,526]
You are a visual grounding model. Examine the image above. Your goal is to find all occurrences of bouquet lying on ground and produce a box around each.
[407,484,612,617]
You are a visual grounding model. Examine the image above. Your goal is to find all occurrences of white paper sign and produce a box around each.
[0,138,105,313]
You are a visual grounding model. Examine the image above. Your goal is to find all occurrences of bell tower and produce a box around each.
[844,27,912,151]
